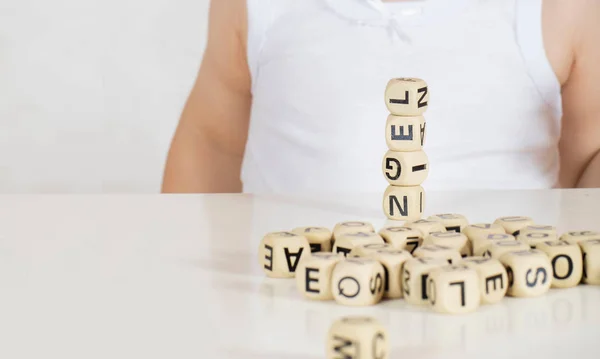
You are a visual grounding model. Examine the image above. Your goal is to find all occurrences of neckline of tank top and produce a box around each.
[323,0,472,25]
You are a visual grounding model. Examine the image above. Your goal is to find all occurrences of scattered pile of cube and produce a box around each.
[258,215,600,315]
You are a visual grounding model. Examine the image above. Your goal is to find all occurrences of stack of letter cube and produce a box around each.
[382,78,429,222]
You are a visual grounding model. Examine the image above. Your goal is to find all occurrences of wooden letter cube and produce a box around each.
[327,316,389,359]
[292,226,333,252]
[259,231,311,278]
[362,248,413,299]
[482,240,530,259]
[519,225,557,238]
[378,226,423,254]
[579,239,600,285]
[405,219,447,237]
[518,232,558,249]
[413,244,462,264]
[350,243,393,257]
[499,249,552,297]
[493,216,534,236]
[385,114,426,152]
[331,258,386,306]
[382,150,429,186]
[333,232,385,257]
[427,265,481,314]
[472,233,516,257]
[383,185,425,221]
[385,77,429,116]
[428,213,469,233]
[559,231,600,245]
[461,257,508,304]
[402,257,448,305]
[424,231,470,257]
[296,252,343,300]
[464,223,506,241]
[536,240,583,288]
[333,221,375,240]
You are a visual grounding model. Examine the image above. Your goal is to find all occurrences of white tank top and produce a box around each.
[241,0,562,196]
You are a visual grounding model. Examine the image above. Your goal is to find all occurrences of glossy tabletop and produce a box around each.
[0,190,599,359]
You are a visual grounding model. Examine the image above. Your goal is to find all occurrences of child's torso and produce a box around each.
[242,0,562,194]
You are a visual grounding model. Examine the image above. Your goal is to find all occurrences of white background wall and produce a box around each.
[0,0,211,193]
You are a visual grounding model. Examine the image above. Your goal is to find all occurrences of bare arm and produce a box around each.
[162,0,251,193]
[557,0,600,188]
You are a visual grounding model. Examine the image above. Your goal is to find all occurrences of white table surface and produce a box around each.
[0,190,599,359]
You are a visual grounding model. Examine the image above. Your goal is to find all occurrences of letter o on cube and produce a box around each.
[331,258,386,306]
[536,240,583,288]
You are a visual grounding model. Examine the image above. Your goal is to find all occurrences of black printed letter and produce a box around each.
[264,245,273,271]
[385,158,402,181]
[332,336,355,359]
[284,247,305,272]
[417,87,428,108]
[389,195,408,217]
[391,125,413,141]
[525,267,548,287]
[306,267,320,293]
[485,273,504,294]
[552,254,574,280]
[450,281,466,306]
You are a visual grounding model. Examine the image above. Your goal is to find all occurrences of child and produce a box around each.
[162,0,600,194]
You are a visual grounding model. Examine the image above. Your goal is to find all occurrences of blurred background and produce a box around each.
[0,0,210,193]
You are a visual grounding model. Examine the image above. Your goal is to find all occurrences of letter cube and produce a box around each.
[519,225,557,238]
[464,223,506,241]
[296,252,344,300]
[358,247,413,299]
[405,219,447,237]
[461,257,508,304]
[518,232,558,249]
[383,185,425,221]
[385,114,426,152]
[333,232,385,257]
[331,257,386,306]
[350,243,394,257]
[472,233,516,257]
[384,77,429,116]
[559,231,600,245]
[427,265,480,314]
[579,239,600,285]
[536,240,583,288]
[493,216,534,236]
[499,249,552,297]
[424,231,471,257]
[333,221,375,241]
[378,226,423,254]
[428,213,469,233]
[482,240,530,259]
[327,316,389,359]
[413,244,462,264]
[402,257,448,305]
[382,150,429,186]
[259,231,311,278]
[292,226,333,252]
